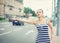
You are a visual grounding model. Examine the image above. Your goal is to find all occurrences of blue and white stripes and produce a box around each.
[36,24,50,43]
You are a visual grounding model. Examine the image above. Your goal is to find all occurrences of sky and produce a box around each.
[23,0,54,18]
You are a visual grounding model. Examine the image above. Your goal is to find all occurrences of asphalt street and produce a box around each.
[0,22,60,43]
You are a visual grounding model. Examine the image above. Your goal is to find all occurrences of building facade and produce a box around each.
[0,0,4,17]
[0,0,23,18]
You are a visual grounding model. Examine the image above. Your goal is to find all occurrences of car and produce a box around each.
[8,16,24,26]
[12,20,24,26]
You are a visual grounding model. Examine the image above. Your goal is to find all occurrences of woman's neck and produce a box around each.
[38,17,43,21]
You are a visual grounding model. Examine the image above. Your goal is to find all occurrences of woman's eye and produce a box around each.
[37,11,42,14]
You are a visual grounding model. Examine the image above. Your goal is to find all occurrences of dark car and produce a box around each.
[8,16,24,26]
[12,20,24,26]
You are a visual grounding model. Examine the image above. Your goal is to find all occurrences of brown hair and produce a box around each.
[37,9,43,13]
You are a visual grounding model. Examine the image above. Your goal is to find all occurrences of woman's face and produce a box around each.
[37,9,43,18]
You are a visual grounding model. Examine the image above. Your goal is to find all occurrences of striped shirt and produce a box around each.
[36,24,50,43]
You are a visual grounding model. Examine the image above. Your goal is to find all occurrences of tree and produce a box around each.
[24,7,36,18]
[32,11,36,16]
[24,7,29,14]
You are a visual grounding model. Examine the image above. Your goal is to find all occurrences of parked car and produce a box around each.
[10,17,24,26]
[12,20,24,26]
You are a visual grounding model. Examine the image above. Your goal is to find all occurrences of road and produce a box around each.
[0,22,60,43]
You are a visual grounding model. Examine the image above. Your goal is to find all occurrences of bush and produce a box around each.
[0,17,5,20]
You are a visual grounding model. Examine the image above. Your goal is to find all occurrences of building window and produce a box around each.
[7,5,14,10]
[9,7,12,10]
[19,8,21,12]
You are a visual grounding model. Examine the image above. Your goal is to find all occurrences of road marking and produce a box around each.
[25,30,34,35]
[0,28,5,30]
[0,28,23,36]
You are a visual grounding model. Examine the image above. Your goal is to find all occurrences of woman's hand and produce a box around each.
[51,32,55,43]
[12,17,19,20]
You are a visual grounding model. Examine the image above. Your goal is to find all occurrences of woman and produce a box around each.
[14,9,54,43]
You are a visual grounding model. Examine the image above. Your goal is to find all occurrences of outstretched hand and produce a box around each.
[12,17,19,20]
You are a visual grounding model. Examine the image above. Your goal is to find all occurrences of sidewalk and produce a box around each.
[54,36,60,43]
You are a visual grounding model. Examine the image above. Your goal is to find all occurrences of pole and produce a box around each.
[57,0,60,36]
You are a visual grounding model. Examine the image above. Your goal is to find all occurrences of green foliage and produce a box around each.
[0,17,5,20]
[32,11,36,16]
[0,17,8,22]
[24,7,32,13]
[24,7,36,16]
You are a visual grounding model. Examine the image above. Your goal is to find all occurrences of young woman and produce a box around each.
[14,9,54,43]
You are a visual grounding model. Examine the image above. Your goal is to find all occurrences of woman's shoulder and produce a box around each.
[43,18,51,24]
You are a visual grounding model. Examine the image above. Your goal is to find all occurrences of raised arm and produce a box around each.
[14,17,36,25]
